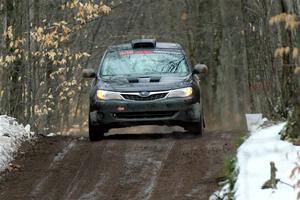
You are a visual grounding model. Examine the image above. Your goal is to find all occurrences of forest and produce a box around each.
[0,0,299,137]
[1,0,300,200]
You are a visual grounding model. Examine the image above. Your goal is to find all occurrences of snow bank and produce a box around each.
[235,122,300,200]
[0,115,35,171]
[210,182,231,200]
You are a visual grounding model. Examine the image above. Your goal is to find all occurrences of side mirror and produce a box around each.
[193,64,208,74]
[83,68,97,78]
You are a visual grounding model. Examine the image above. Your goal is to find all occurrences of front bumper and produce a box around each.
[89,97,201,127]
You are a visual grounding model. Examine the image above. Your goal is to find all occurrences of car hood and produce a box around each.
[97,74,193,92]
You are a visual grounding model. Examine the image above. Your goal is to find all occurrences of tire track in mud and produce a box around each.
[65,141,127,200]
[111,140,175,200]
[30,139,76,197]
[31,139,110,200]
[149,137,229,200]
[0,130,241,200]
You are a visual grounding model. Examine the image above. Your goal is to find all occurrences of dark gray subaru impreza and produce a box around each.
[83,39,207,141]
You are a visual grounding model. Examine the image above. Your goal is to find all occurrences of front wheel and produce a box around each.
[187,117,204,136]
[89,122,106,141]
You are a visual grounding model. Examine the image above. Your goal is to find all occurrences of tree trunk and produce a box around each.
[285,78,300,139]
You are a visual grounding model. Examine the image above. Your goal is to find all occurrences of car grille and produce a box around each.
[114,111,176,119]
[121,93,168,101]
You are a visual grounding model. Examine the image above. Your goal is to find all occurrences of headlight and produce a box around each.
[167,87,193,98]
[96,90,123,100]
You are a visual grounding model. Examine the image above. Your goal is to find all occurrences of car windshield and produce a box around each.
[100,50,189,76]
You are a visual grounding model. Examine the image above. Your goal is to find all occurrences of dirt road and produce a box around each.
[0,128,242,200]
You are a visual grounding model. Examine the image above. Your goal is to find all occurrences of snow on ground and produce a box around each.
[235,122,300,200]
[210,121,300,200]
[0,115,34,171]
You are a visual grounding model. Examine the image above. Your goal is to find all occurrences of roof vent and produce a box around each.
[131,39,156,49]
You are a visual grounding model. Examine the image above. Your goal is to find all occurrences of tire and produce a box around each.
[187,117,204,136]
[89,120,105,141]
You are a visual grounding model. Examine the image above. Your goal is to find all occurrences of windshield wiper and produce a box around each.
[160,57,185,73]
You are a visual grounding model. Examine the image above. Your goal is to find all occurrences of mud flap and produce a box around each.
[89,111,100,125]
[187,103,201,121]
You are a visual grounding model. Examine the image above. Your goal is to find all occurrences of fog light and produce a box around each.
[97,112,104,120]
[117,106,125,112]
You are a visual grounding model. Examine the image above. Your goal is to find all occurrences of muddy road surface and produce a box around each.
[0,128,242,200]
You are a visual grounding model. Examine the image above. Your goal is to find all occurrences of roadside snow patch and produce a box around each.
[210,182,231,200]
[0,115,35,171]
[235,122,300,200]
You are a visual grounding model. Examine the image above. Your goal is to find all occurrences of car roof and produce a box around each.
[107,42,183,51]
